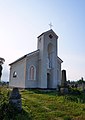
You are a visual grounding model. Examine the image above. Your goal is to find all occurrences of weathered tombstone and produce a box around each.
[9,87,22,111]
[81,82,84,91]
[60,70,68,94]
[81,77,85,91]
[61,70,67,87]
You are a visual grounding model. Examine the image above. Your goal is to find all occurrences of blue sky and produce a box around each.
[0,0,85,81]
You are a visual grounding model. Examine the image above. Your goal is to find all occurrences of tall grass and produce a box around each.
[0,87,85,120]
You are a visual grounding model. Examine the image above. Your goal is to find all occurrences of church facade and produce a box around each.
[9,29,63,89]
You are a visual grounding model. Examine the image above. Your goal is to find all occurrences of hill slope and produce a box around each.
[0,87,85,120]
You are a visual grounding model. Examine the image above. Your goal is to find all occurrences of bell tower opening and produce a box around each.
[47,43,54,69]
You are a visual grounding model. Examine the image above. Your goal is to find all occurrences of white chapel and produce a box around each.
[9,29,63,89]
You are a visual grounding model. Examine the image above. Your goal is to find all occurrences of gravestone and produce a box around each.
[61,70,67,87]
[60,70,68,94]
[81,82,85,91]
[9,87,22,111]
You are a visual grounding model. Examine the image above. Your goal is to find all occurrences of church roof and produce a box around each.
[9,29,61,66]
[57,56,63,63]
[37,29,58,39]
[9,50,39,65]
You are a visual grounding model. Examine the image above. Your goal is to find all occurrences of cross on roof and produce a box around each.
[49,22,53,29]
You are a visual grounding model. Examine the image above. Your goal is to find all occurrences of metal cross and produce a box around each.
[49,22,53,29]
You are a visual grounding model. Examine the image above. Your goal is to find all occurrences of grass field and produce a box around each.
[1,86,85,120]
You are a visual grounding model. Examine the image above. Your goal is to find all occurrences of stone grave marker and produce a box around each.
[60,70,68,94]
[9,87,22,111]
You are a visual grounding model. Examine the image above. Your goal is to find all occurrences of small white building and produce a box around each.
[9,29,63,89]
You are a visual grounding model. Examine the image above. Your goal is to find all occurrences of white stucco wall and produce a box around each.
[9,58,26,88]
[25,52,39,88]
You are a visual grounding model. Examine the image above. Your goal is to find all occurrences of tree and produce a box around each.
[0,57,5,80]
[0,65,2,78]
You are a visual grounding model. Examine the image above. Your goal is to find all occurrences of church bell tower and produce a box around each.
[37,29,58,89]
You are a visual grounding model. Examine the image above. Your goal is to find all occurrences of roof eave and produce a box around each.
[9,55,27,66]
[37,29,58,39]
[9,50,39,66]
[57,56,63,63]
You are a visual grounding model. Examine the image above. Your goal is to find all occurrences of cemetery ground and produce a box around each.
[1,86,85,120]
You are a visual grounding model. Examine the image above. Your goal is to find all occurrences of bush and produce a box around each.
[64,95,78,103]
[0,102,20,120]
[63,115,72,120]
[69,88,81,95]
[0,102,32,120]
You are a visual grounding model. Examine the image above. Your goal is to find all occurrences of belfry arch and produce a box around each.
[47,43,54,69]
[47,43,54,88]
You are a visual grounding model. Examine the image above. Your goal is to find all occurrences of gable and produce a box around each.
[57,56,63,63]
[37,29,58,39]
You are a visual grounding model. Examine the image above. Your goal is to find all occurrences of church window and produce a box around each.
[49,34,53,39]
[29,65,36,80]
[39,38,41,42]
[13,71,17,78]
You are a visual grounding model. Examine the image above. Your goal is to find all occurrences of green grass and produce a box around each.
[1,87,85,120]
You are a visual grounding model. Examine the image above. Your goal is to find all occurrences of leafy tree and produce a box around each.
[0,65,2,78]
[0,57,5,80]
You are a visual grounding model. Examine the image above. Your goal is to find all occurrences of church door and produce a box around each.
[47,73,50,89]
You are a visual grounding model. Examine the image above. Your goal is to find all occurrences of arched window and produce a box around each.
[29,65,36,80]
[13,71,17,78]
